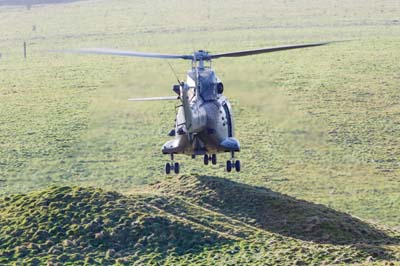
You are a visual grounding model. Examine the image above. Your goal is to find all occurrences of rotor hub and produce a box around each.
[194,50,211,61]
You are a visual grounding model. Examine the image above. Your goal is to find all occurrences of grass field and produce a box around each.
[0,0,400,264]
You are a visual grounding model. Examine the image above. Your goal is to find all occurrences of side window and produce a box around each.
[187,87,196,102]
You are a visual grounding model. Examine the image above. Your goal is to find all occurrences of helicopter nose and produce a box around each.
[220,137,240,152]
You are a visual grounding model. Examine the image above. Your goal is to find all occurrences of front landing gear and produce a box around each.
[165,154,180,174]
[203,154,217,165]
[226,152,240,172]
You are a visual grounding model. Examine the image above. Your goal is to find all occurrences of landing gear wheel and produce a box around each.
[203,155,209,165]
[226,160,232,172]
[165,163,171,175]
[174,162,180,174]
[211,154,217,165]
[235,160,241,172]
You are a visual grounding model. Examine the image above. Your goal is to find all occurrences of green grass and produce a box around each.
[0,0,400,264]
[1,177,399,265]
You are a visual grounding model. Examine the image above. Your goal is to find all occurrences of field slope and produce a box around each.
[0,0,399,265]
[1,177,399,265]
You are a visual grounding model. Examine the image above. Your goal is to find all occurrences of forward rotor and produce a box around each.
[54,41,336,62]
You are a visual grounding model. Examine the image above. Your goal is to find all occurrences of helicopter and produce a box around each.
[60,42,332,174]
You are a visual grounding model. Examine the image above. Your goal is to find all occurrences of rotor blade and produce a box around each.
[128,96,179,101]
[209,42,333,59]
[54,48,194,60]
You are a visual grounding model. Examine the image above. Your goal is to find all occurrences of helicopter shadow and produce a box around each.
[188,175,399,260]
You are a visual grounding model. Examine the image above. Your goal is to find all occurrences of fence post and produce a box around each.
[24,41,27,59]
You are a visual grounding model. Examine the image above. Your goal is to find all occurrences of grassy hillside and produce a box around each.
[1,179,399,265]
[0,0,399,264]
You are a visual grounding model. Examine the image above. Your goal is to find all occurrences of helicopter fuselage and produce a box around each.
[162,67,240,156]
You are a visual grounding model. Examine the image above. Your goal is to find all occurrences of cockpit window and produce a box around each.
[187,86,196,102]
[199,70,217,101]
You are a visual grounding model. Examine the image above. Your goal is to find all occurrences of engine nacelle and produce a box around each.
[217,82,224,94]
[172,84,181,95]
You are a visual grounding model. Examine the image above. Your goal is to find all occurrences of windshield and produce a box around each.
[199,70,217,101]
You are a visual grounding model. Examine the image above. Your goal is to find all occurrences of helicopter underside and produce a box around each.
[162,134,241,174]
[161,134,240,155]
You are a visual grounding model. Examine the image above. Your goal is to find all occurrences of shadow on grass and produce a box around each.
[156,175,399,260]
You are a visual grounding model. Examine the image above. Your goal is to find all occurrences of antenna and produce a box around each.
[166,60,181,84]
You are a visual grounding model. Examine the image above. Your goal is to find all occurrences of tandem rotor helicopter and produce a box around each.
[60,41,332,174]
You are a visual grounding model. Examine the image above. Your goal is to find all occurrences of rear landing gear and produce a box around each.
[165,154,180,175]
[226,152,240,172]
[235,160,241,172]
[165,163,171,174]
[174,162,180,174]
[166,153,238,173]
[226,160,232,172]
